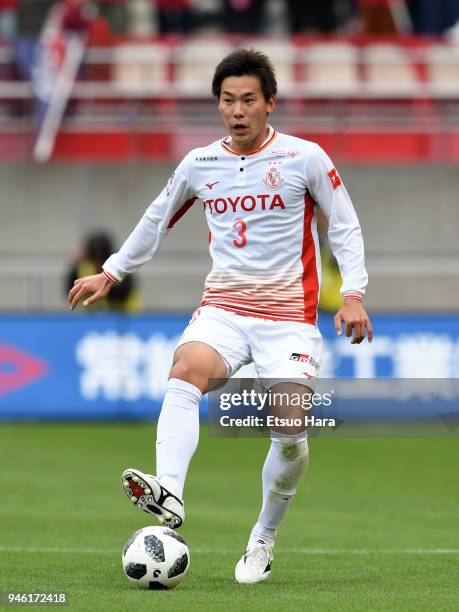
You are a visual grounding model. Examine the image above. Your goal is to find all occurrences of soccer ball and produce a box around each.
[122,526,190,589]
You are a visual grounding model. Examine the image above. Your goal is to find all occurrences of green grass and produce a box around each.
[0,423,458,611]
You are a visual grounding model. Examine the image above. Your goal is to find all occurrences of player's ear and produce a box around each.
[266,95,276,114]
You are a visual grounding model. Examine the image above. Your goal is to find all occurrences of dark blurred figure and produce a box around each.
[407,0,459,34]
[154,0,194,34]
[286,0,356,33]
[286,0,336,33]
[358,0,406,33]
[51,0,94,33]
[221,0,266,34]
[66,232,140,312]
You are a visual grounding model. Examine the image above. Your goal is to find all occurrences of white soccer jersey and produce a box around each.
[103,126,368,324]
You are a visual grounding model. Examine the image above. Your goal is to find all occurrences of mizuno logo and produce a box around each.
[206,181,220,190]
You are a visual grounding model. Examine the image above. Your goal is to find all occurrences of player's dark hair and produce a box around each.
[212,48,277,101]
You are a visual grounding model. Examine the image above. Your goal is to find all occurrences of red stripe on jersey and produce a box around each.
[167,197,197,229]
[201,301,309,323]
[301,193,319,324]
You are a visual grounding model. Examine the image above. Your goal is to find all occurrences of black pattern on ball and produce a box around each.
[168,552,189,578]
[144,535,165,562]
[124,563,147,579]
[123,529,142,557]
[164,529,186,545]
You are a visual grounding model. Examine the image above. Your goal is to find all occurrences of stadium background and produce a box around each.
[1,1,458,610]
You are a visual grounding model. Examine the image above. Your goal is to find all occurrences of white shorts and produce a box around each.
[176,306,322,387]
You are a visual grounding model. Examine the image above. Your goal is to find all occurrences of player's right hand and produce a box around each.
[68,273,112,310]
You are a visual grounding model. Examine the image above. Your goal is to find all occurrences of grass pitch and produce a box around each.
[0,423,458,611]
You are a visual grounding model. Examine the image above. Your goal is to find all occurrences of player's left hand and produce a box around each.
[334,299,373,344]
[68,273,112,310]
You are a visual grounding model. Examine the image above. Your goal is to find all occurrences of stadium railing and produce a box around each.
[0,35,458,162]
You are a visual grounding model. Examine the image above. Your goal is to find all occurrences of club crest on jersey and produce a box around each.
[264,163,284,190]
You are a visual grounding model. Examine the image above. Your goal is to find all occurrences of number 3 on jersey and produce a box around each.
[232,219,247,248]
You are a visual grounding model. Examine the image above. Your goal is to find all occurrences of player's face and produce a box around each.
[218,75,275,154]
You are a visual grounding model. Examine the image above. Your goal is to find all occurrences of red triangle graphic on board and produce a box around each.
[0,343,49,397]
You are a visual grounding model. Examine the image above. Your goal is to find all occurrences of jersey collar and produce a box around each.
[221,124,277,156]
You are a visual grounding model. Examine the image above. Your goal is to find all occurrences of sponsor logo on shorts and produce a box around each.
[290,353,319,370]
[290,352,309,362]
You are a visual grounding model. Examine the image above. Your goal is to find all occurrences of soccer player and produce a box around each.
[68,48,373,584]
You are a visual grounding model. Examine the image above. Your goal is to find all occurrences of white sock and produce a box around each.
[155,378,202,499]
[250,431,309,543]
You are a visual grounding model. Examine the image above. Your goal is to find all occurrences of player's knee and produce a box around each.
[169,359,207,391]
[169,359,195,382]
[272,432,309,463]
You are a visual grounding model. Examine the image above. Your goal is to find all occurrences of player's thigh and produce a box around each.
[171,341,228,392]
[172,306,251,393]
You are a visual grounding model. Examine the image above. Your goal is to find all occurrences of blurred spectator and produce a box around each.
[286,0,337,33]
[96,0,128,34]
[358,0,405,33]
[221,0,267,34]
[286,0,356,34]
[66,232,141,312]
[0,0,17,38]
[407,0,459,34]
[154,0,193,34]
[51,0,94,34]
